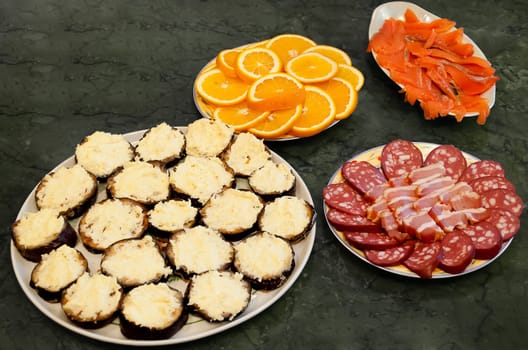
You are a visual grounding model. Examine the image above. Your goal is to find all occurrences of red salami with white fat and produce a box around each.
[403,241,442,279]
[438,230,475,274]
[424,144,467,181]
[323,182,368,215]
[343,231,399,250]
[470,175,515,194]
[461,222,503,260]
[459,160,505,183]
[341,160,387,195]
[326,209,382,232]
[380,139,423,179]
[364,240,415,267]
[480,188,524,217]
[485,209,521,241]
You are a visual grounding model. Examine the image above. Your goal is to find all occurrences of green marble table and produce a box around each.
[1,0,526,349]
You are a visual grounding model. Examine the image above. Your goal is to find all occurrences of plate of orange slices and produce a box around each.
[193,34,365,140]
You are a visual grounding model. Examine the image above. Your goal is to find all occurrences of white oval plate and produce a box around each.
[324,142,513,279]
[10,128,316,346]
[368,1,496,117]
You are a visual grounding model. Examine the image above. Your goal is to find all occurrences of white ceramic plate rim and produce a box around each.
[10,127,316,346]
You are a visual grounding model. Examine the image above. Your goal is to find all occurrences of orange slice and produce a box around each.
[290,86,336,137]
[247,73,306,111]
[195,68,249,106]
[249,104,303,139]
[305,45,352,66]
[335,64,365,91]
[285,52,338,84]
[213,102,271,131]
[235,47,282,82]
[216,48,242,78]
[265,34,317,65]
[313,77,358,120]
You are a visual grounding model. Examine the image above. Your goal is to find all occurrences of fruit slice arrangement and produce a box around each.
[194,34,365,139]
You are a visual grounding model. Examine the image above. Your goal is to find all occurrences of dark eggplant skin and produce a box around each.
[119,306,188,340]
[239,259,295,291]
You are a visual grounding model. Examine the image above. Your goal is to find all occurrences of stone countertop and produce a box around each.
[1,0,526,349]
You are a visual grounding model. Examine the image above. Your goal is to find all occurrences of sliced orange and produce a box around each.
[195,68,249,106]
[305,45,352,66]
[265,34,317,65]
[249,104,303,139]
[313,77,358,120]
[335,64,365,91]
[213,102,271,131]
[235,47,282,82]
[247,73,306,111]
[215,48,242,78]
[290,86,336,137]
[285,52,338,84]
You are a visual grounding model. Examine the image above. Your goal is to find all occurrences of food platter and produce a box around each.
[10,127,316,346]
[324,142,513,279]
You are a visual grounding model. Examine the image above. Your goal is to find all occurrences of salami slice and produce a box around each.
[364,240,415,266]
[424,144,467,181]
[402,241,441,279]
[438,230,475,274]
[461,222,503,260]
[323,182,368,215]
[485,209,521,241]
[380,139,423,179]
[480,188,524,217]
[459,160,505,183]
[343,231,399,250]
[341,160,387,195]
[470,175,515,194]
[326,209,382,232]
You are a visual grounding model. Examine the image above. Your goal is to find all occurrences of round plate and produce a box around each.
[324,142,513,279]
[10,128,316,346]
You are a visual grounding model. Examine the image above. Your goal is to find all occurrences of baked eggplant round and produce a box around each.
[222,132,271,176]
[248,160,296,197]
[134,122,185,165]
[185,118,234,157]
[148,199,198,236]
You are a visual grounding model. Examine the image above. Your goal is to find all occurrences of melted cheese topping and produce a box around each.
[234,232,293,280]
[168,226,233,274]
[75,131,133,177]
[110,161,170,203]
[36,164,96,213]
[259,196,311,240]
[32,245,87,291]
[121,283,183,328]
[188,270,250,321]
[224,132,270,176]
[101,235,172,285]
[249,160,295,194]
[169,156,234,204]
[135,123,185,162]
[13,209,64,248]
[201,189,263,233]
[148,200,197,231]
[185,119,234,157]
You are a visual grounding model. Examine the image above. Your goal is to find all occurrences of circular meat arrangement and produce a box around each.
[324,140,523,278]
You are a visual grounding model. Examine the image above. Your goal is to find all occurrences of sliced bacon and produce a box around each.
[449,190,481,211]
[437,182,472,204]
[379,209,400,233]
[388,175,409,187]
[438,230,475,274]
[403,241,442,278]
[459,207,490,224]
[416,176,455,197]
[366,199,388,223]
[383,185,418,201]
[364,183,389,203]
[403,211,445,242]
[407,162,445,184]
[429,203,468,232]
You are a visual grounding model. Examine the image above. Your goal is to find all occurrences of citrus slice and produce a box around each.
[195,68,249,106]
[285,52,338,84]
[213,102,271,131]
[248,104,303,139]
[247,73,306,111]
[290,86,336,137]
[235,47,282,82]
[305,45,352,66]
[216,48,242,78]
[314,77,358,120]
[265,34,317,65]
[335,64,365,91]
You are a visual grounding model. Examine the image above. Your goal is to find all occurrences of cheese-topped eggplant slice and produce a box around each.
[107,161,170,205]
[185,118,234,157]
[120,283,188,340]
[186,270,251,322]
[222,132,271,176]
[134,123,185,165]
[61,272,123,328]
[78,198,148,253]
[248,160,296,197]
[148,199,198,235]
[35,164,98,219]
[30,245,88,302]
[100,235,172,289]
[166,225,234,278]
[233,231,295,290]
[11,208,77,262]
[258,196,315,242]
[75,131,134,179]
